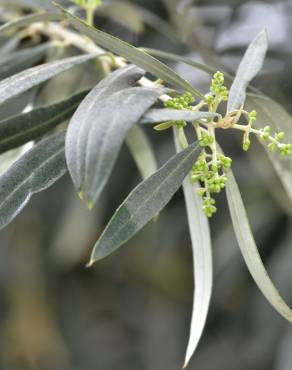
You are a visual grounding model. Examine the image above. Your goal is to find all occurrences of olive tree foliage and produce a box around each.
[0,0,292,366]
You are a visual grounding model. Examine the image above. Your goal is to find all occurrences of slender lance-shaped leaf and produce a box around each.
[0,53,96,105]
[140,108,215,124]
[89,141,200,264]
[245,93,292,204]
[226,169,292,322]
[66,65,163,207]
[0,90,87,153]
[173,128,212,368]
[0,43,53,80]
[0,12,63,35]
[66,65,146,196]
[54,3,205,100]
[142,48,228,80]
[142,48,261,94]
[126,125,157,179]
[227,30,268,113]
[0,132,67,230]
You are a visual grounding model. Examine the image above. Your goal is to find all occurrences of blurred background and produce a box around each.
[0,0,292,369]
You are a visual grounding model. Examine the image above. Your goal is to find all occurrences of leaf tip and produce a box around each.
[86,259,95,268]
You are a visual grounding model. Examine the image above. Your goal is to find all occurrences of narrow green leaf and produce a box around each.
[0,36,21,57]
[0,146,29,176]
[227,30,268,113]
[54,3,205,100]
[126,125,157,179]
[226,169,292,322]
[0,90,87,153]
[66,65,143,195]
[141,48,226,80]
[66,65,163,207]
[245,93,292,204]
[0,132,67,230]
[142,48,260,94]
[173,129,212,368]
[89,141,200,264]
[0,12,63,35]
[0,54,96,105]
[140,108,215,124]
[0,43,53,80]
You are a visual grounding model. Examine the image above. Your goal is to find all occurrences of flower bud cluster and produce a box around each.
[209,71,229,103]
[160,92,195,129]
[191,153,232,217]
[258,125,292,155]
[164,92,195,110]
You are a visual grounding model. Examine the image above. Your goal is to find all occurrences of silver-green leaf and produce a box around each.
[66,65,163,207]
[0,12,63,35]
[227,30,268,113]
[89,141,200,264]
[0,132,67,230]
[55,3,205,100]
[173,129,212,368]
[0,90,87,153]
[140,108,215,124]
[126,125,157,179]
[0,43,54,80]
[226,169,292,322]
[0,54,96,105]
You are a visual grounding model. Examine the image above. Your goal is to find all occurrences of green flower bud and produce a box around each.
[275,132,285,141]
[242,139,250,151]
[268,142,276,152]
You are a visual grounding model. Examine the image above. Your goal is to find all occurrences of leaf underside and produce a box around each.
[126,125,157,180]
[0,54,96,105]
[66,65,163,207]
[227,30,268,113]
[173,129,212,368]
[226,169,292,323]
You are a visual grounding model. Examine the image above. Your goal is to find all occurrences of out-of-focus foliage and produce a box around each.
[0,1,292,370]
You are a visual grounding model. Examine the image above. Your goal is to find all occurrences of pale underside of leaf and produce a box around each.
[225,169,292,322]
[227,30,268,113]
[126,125,157,179]
[140,109,215,124]
[0,43,53,80]
[55,3,205,100]
[66,65,164,206]
[0,132,67,230]
[89,141,200,264]
[66,65,145,192]
[173,128,212,368]
[0,54,96,105]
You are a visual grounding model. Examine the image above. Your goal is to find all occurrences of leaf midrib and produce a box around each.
[93,144,199,259]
